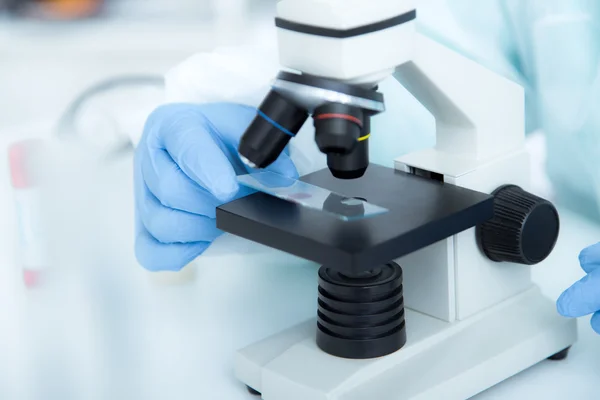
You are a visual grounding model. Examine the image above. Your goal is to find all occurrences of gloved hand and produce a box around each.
[557,242,600,334]
[134,102,298,271]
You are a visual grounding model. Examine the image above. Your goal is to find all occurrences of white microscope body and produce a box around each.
[234,1,578,399]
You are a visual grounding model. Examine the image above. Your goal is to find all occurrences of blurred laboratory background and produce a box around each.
[0,0,278,130]
[0,1,599,400]
[0,2,320,400]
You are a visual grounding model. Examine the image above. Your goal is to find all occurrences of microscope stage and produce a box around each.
[217,164,493,273]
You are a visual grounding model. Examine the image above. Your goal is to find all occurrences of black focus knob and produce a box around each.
[477,185,560,265]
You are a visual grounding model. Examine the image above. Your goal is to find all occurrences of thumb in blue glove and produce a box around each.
[134,102,298,272]
[557,242,600,334]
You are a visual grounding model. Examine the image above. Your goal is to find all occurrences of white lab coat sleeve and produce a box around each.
[163,45,326,177]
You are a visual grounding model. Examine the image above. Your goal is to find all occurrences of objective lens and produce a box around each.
[238,90,308,169]
[313,103,364,155]
[327,116,370,179]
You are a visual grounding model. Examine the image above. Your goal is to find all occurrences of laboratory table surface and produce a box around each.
[0,129,598,400]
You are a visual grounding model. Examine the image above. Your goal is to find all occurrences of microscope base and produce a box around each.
[235,286,576,400]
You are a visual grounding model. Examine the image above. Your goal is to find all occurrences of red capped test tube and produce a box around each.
[8,140,48,288]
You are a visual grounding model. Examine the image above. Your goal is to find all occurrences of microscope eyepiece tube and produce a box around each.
[238,90,308,169]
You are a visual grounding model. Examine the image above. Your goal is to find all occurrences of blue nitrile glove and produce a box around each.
[557,242,600,334]
[134,103,298,271]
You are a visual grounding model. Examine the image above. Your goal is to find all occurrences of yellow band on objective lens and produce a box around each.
[358,134,371,142]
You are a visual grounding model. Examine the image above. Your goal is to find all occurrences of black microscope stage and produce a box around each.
[216,164,494,274]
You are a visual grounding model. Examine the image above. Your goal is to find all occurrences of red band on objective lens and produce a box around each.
[315,113,363,127]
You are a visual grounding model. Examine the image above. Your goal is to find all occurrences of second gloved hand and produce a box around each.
[557,242,600,334]
[134,102,298,271]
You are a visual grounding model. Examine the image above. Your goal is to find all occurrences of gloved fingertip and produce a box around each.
[556,290,573,317]
[579,247,589,265]
[213,180,241,202]
[141,243,209,272]
[181,241,212,268]
[591,312,600,335]
[135,226,210,272]
[286,165,300,180]
[235,185,256,199]
[266,153,299,180]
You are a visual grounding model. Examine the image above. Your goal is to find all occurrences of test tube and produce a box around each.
[8,139,48,288]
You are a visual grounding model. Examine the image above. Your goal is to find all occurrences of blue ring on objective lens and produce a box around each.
[257,110,295,137]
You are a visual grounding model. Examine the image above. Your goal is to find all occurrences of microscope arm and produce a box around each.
[393,33,525,163]
[275,0,524,160]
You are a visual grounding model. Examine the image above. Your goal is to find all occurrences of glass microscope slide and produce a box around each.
[237,171,389,221]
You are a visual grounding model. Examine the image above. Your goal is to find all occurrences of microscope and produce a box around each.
[216,1,578,399]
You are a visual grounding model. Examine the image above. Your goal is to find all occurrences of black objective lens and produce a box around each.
[238,90,308,169]
[327,116,370,179]
[314,103,364,155]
